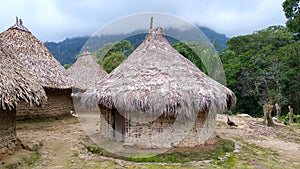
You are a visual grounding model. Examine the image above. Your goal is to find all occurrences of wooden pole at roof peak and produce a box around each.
[150,17,153,30]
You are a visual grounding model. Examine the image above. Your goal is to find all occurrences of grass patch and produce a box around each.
[1,150,41,169]
[83,137,235,163]
[208,140,281,169]
[274,124,300,143]
[233,141,279,169]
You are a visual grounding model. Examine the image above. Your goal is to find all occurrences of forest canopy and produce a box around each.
[220,25,299,117]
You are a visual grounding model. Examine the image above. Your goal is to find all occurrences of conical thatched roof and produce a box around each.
[82,25,236,119]
[0,40,47,110]
[0,18,72,89]
[67,49,107,90]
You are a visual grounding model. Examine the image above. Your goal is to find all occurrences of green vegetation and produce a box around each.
[83,138,234,163]
[172,42,208,74]
[63,64,71,69]
[100,51,127,73]
[97,40,134,73]
[44,37,89,65]
[213,141,280,169]
[93,42,113,64]
[220,25,300,117]
[218,1,300,117]
[283,0,300,39]
[280,114,300,123]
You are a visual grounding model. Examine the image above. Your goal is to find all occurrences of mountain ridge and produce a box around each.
[44,26,229,66]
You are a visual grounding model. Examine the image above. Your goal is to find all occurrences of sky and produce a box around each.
[0,0,287,42]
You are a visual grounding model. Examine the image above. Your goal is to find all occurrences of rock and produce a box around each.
[21,143,40,151]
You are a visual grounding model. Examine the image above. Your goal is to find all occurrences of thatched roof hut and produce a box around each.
[0,41,46,155]
[82,21,236,148]
[0,17,74,119]
[83,28,236,118]
[67,49,107,91]
[0,17,72,89]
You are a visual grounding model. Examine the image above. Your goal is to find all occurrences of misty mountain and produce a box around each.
[44,26,229,65]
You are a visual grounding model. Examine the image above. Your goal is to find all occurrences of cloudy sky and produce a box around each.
[0,0,286,42]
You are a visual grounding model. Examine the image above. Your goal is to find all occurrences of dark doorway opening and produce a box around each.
[112,108,125,142]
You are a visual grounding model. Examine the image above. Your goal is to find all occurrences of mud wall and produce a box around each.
[0,108,20,155]
[17,88,74,120]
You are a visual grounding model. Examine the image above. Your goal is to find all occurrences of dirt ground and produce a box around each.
[1,114,300,168]
[217,114,300,168]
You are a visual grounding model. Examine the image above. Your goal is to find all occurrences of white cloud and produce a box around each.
[0,0,287,41]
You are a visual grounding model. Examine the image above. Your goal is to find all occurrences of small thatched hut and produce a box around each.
[0,18,73,119]
[0,41,46,155]
[82,22,236,149]
[67,49,107,91]
[67,49,107,113]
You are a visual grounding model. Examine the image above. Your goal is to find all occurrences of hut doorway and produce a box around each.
[112,108,125,142]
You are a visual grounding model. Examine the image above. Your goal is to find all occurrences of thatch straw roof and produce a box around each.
[82,25,236,119]
[0,40,46,110]
[0,17,72,89]
[67,49,107,90]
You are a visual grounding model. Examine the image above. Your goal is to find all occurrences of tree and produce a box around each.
[103,40,134,61]
[110,40,134,54]
[283,0,300,39]
[172,41,226,84]
[93,40,134,72]
[94,40,134,65]
[278,42,300,113]
[93,42,113,64]
[101,51,127,73]
[220,26,296,117]
[172,42,207,73]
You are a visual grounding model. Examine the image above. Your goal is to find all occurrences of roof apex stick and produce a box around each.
[149,17,153,31]
[16,16,19,25]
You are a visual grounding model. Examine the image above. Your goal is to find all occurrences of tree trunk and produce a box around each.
[263,103,274,126]
[275,103,281,120]
[288,105,294,124]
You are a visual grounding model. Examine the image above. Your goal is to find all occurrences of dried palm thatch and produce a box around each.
[0,18,72,89]
[82,26,236,120]
[0,40,47,110]
[67,49,107,91]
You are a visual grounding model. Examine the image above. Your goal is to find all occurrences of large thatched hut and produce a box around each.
[0,18,73,119]
[0,41,46,155]
[67,49,107,113]
[82,24,236,149]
